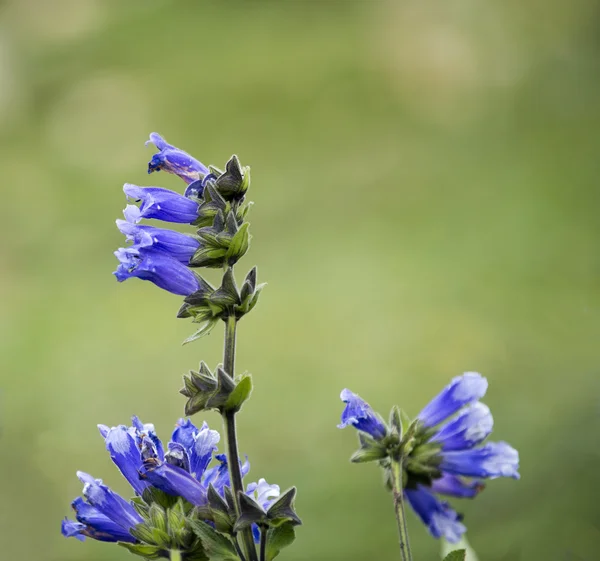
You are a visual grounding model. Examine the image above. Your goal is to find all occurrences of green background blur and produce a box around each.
[1,1,599,560]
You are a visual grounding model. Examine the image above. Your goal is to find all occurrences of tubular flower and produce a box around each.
[61,417,255,544]
[146,132,210,185]
[338,372,519,544]
[245,478,281,542]
[113,247,201,296]
[123,184,199,224]
[338,389,387,440]
[116,219,200,264]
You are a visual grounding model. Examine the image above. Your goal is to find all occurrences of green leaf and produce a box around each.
[441,534,479,561]
[442,550,466,561]
[265,522,296,561]
[182,320,218,345]
[189,520,238,561]
[224,374,253,412]
[118,542,165,559]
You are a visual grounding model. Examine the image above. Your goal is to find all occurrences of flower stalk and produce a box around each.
[170,550,182,561]
[391,457,413,561]
[222,310,259,561]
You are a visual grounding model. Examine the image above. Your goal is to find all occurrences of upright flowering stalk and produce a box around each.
[62,133,300,561]
[338,373,519,561]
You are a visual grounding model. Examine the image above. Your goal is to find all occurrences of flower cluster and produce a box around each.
[339,372,519,543]
[62,416,280,556]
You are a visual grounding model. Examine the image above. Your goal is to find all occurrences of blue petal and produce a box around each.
[116,220,200,264]
[430,474,484,498]
[405,486,466,543]
[188,423,220,480]
[146,133,209,185]
[113,246,200,296]
[252,524,261,544]
[338,389,387,440]
[71,497,136,542]
[202,454,250,495]
[246,478,280,511]
[171,418,198,451]
[123,184,199,224]
[418,373,488,428]
[441,442,520,479]
[431,402,493,451]
[61,519,86,541]
[100,424,148,495]
[140,461,207,506]
[77,472,143,532]
[166,442,191,472]
[131,416,165,460]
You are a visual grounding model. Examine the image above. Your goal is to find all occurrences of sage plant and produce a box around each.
[61,133,519,561]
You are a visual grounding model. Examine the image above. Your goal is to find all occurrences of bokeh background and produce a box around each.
[1,1,599,560]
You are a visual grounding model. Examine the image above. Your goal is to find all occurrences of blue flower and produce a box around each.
[113,246,201,296]
[406,372,519,543]
[245,478,281,543]
[338,388,387,440]
[146,132,209,185]
[123,184,199,224]
[418,372,488,428]
[116,219,200,264]
[62,416,257,544]
[404,486,466,543]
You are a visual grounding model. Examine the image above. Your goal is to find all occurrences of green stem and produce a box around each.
[259,526,267,561]
[222,312,258,561]
[391,458,413,561]
[170,550,182,561]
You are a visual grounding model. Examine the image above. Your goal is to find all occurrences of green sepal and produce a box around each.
[442,550,466,561]
[129,523,157,545]
[215,155,249,201]
[142,487,180,510]
[265,521,296,561]
[350,433,389,463]
[206,484,234,533]
[131,496,150,518]
[148,503,168,534]
[226,222,250,266]
[166,501,188,545]
[266,487,302,527]
[189,519,239,561]
[210,268,241,308]
[118,542,165,559]
[239,267,257,301]
[182,320,219,345]
[389,406,402,439]
[233,492,267,532]
[224,373,253,413]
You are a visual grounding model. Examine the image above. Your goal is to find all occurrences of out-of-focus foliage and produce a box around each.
[0,1,599,560]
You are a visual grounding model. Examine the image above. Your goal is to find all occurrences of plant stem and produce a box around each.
[391,458,413,561]
[222,311,258,561]
[259,526,267,561]
[170,550,182,561]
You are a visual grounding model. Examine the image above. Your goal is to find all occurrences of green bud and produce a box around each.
[215,155,250,201]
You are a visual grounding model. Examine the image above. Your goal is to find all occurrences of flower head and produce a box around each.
[62,416,264,550]
[338,372,519,544]
[146,132,209,185]
[338,388,387,440]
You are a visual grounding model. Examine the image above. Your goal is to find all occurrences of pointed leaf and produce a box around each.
[266,487,301,527]
[182,321,218,345]
[442,550,466,561]
[224,374,253,412]
[189,520,238,561]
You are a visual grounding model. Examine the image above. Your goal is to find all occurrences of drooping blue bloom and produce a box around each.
[418,372,488,428]
[146,132,210,185]
[430,402,493,451]
[338,389,387,440]
[62,416,258,544]
[429,474,484,499]
[123,184,199,224]
[116,219,200,264]
[113,246,200,296]
[405,486,466,543]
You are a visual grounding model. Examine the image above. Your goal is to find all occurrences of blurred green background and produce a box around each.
[1,1,599,560]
